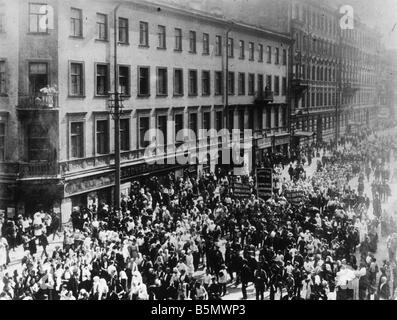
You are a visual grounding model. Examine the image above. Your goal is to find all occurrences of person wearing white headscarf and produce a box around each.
[130,271,148,300]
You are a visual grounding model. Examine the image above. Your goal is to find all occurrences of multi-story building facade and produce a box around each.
[289,0,383,146]
[0,0,290,221]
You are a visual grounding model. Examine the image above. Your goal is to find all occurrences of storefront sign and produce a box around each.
[257,168,273,199]
[233,182,252,199]
[285,190,305,205]
[256,137,272,149]
[64,173,115,196]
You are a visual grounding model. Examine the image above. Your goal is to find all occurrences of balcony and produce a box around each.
[18,161,59,179]
[17,93,59,110]
[254,89,274,105]
[291,78,309,93]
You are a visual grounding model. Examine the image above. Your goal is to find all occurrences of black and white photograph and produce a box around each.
[0,0,397,307]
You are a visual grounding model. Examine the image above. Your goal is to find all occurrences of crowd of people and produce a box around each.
[0,125,397,301]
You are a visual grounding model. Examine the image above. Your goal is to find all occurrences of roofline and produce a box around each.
[120,0,292,43]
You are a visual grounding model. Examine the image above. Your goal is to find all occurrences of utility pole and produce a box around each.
[335,16,342,149]
[112,4,122,211]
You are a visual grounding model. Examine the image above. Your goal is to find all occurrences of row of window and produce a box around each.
[68,7,288,65]
[69,62,288,97]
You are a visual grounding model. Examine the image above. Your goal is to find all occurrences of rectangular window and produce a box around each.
[238,72,245,95]
[258,44,263,62]
[95,64,109,96]
[0,61,6,95]
[139,116,149,148]
[120,118,130,151]
[282,49,287,65]
[157,115,167,146]
[249,42,254,60]
[266,46,272,63]
[202,71,210,96]
[29,3,48,33]
[29,62,48,94]
[174,28,182,51]
[257,74,263,93]
[228,72,235,95]
[266,75,272,91]
[214,71,222,95]
[203,112,211,131]
[69,62,84,96]
[118,17,129,44]
[189,31,196,53]
[189,113,198,138]
[174,114,183,142]
[248,73,255,95]
[157,25,166,49]
[156,67,168,96]
[96,120,109,154]
[228,38,234,58]
[173,69,183,96]
[282,77,287,96]
[215,35,222,56]
[70,8,82,37]
[216,111,223,131]
[139,21,149,46]
[96,13,107,40]
[70,122,84,158]
[274,76,280,95]
[0,123,4,161]
[138,66,150,96]
[118,65,130,96]
[202,33,209,55]
[188,70,198,96]
[275,48,280,64]
[28,124,49,161]
[239,40,245,59]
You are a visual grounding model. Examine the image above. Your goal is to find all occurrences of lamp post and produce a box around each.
[108,4,122,211]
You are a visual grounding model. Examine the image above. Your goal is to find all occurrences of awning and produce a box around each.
[293,131,314,138]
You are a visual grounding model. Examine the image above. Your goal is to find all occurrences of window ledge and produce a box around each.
[174,49,182,52]
[139,44,149,48]
[94,94,109,98]
[188,51,197,54]
[202,94,211,97]
[118,42,130,46]
[173,94,184,97]
[27,32,49,35]
[156,94,168,98]
[157,47,167,50]
[68,95,86,98]
[95,39,109,43]
[188,94,198,97]
[202,53,210,56]
[69,35,84,39]
[137,94,150,98]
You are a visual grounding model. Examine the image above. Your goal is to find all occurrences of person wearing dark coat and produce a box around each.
[253,267,267,300]
[240,261,251,300]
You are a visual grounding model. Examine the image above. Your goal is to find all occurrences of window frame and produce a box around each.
[266,45,272,63]
[202,33,210,55]
[248,73,255,96]
[120,117,130,151]
[139,21,149,47]
[157,24,166,49]
[137,66,150,97]
[214,71,223,96]
[94,63,110,97]
[118,17,129,44]
[0,121,6,161]
[238,72,245,95]
[95,118,109,155]
[248,42,254,61]
[173,68,184,96]
[68,60,85,97]
[228,71,235,95]
[96,13,108,41]
[69,120,85,159]
[258,44,263,62]
[215,35,222,56]
[174,28,182,51]
[138,114,150,149]
[70,7,83,38]
[201,70,211,96]
[118,64,131,97]
[189,30,197,53]
[188,69,198,96]
[239,40,245,59]
[28,3,49,34]
[0,60,6,96]
[156,67,168,96]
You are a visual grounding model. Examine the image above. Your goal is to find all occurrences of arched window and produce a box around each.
[312,66,316,80]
